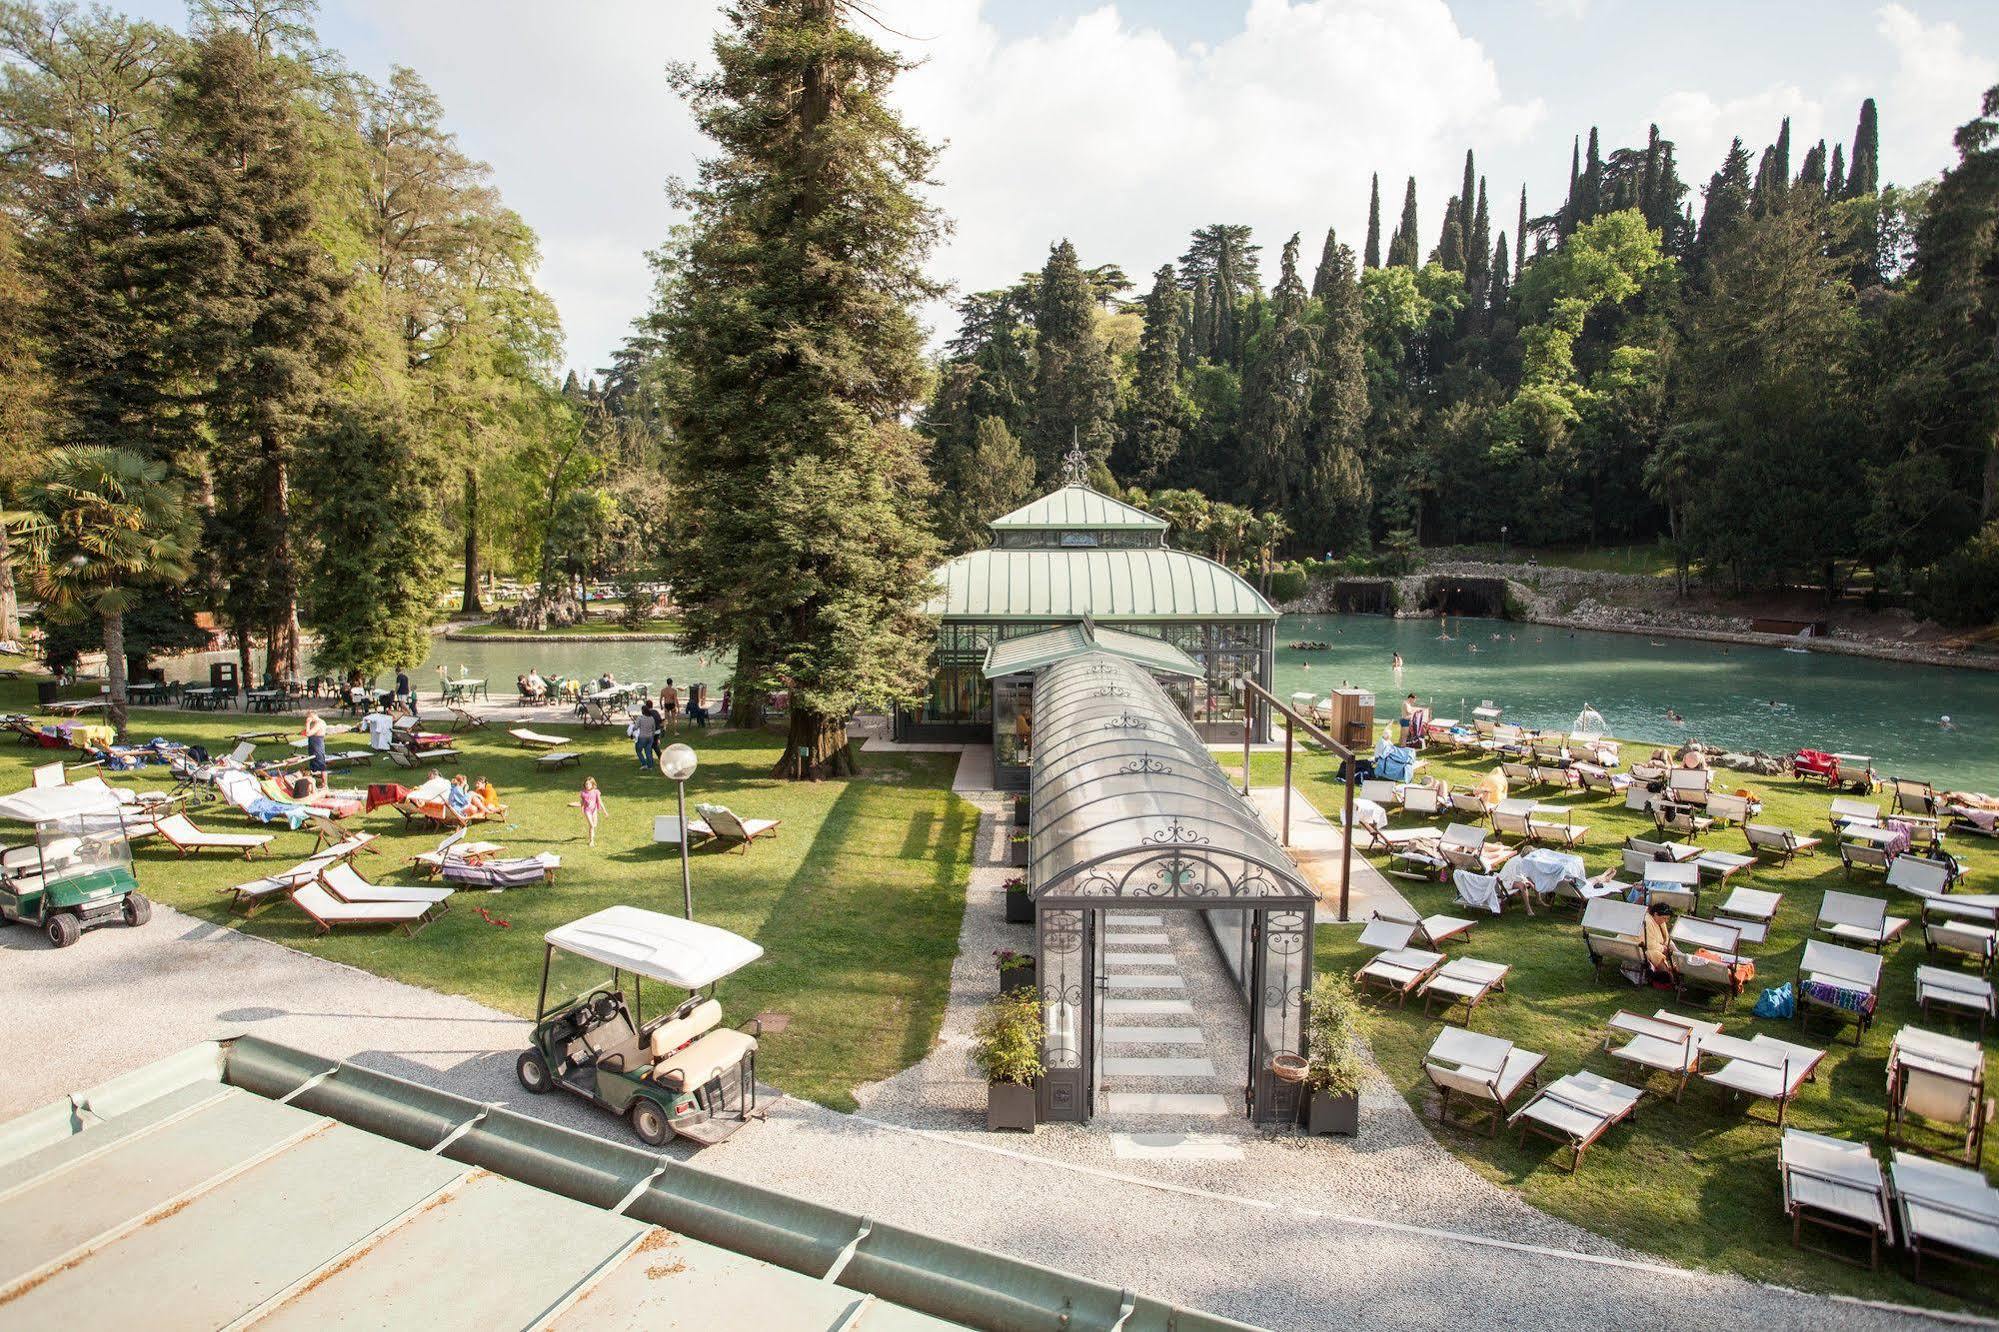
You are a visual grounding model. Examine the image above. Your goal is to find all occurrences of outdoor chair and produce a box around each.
[1691,846,1756,886]
[1500,761,1542,792]
[1544,866,1621,914]
[309,817,376,856]
[579,699,615,727]
[1666,768,1711,807]
[440,852,559,888]
[1746,823,1821,866]
[1527,806,1588,848]
[1574,764,1624,798]
[1704,791,1755,826]
[1604,1009,1720,1101]
[1886,1026,1988,1166]
[1890,1153,1999,1284]
[1490,798,1536,842]
[1636,859,1701,915]
[1418,957,1511,1021]
[1371,903,1475,949]
[1839,840,1893,876]
[1360,778,1402,807]
[1401,785,1442,817]
[1669,915,1748,1008]
[1816,889,1909,952]
[1796,938,1884,1045]
[1829,796,1882,831]
[1436,822,1513,875]
[1699,1031,1826,1128]
[1508,1070,1645,1174]
[222,855,335,915]
[288,879,439,937]
[1451,868,1529,916]
[697,804,781,852]
[1714,886,1782,944]
[1625,834,1703,863]
[446,705,488,733]
[1924,916,1997,977]
[1892,778,1941,817]
[1353,918,1444,1004]
[154,813,273,859]
[1448,790,1492,825]
[1581,897,1649,983]
[1358,820,1438,857]
[408,830,504,876]
[321,860,454,912]
[1420,1026,1544,1137]
[1915,966,1995,1035]
[510,727,568,750]
[1653,803,1712,840]
[1780,1130,1892,1269]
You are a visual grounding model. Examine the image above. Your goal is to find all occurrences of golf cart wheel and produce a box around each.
[123,893,152,928]
[45,912,80,948]
[629,1099,672,1146]
[516,1049,552,1094]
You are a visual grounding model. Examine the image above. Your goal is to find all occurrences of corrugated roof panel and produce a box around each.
[924,549,1274,621]
[988,485,1167,530]
[983,622,1201,678]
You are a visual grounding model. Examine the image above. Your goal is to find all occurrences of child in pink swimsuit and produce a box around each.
[575,777,604,846]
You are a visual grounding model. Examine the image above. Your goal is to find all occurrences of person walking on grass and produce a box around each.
[631,703,660,772]
[301,710,328,792]
[573,777,604,846]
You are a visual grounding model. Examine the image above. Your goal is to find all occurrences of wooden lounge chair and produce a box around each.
[1839,840,1893,876]
[1371,903,1475,949]
[1666,768,1710,808]
[1582,898,1649,982]
[1829,796,1882,831]
[1924,915,1997,977]
[289,879,439,936]
[1890,1153,1999,1284]
[653,814,717,849]
[1704,791,1755,826]
[1508,1070,1645,1173]
[446,704,488,732]
[1780,1130,1892,1269]
[1358,820,1439,856]
[1816,889,1909,952]
[1625,834,1703,863]
[1491,798,1536,841]
[1401,785,1442,818]
[1700,1031,1826,1127]
[1652,803,1711,840]
[535,750,581,771]
[1419,957,1510,1020]
[1360,778,1402,807]
[1354,918,1444,1004]
[1669,916,1748,1008]
[1886,1027,1988,1165]
[321,860,454,911]
[1892,777,1940,816]
[1745,823,1821,866]
[154,813,272,859]
[1500,761,1542,792]
[1714,886,1781,944]
[1915,966,1995,1034]
[1451,868,1529,916]
[222,855,335,914]
[510,727,569,750]
[1437,823,1513,875]
[1420,1026,1544,1137]
[1574,764,1623,798]
[1636,859,1701,915]
[1795,938,1884,1044]
[408,830,505,876]
[1527,805,1588,847]
[1604,1009,1720,1101]
[1691,847,1755,886]
[697,804,780,853]
[1447,790,1491,825]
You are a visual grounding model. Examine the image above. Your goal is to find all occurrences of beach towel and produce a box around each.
[1453,870,1505,914]
[366,782,411,812]
[439,853,559,888]
[1513,848,1586,897]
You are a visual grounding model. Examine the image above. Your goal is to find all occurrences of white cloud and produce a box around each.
[1875,4,1999,180]
[1533,0,1593,19]
[1651,84,1830,191]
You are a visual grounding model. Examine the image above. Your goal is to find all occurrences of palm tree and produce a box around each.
[27,448,197,737]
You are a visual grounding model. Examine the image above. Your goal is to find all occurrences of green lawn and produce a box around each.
[1512,543,1679,577]
[1252,741,1997,1305]
[453,618,682,637]
[4,701,975,1112]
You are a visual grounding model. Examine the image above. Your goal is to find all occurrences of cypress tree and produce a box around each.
[1467,178,1491,301]
[1127,263,1185,484]
[1490,233,1511,309]
[1311,226,1340,301]
[1698,138,1754,255]
[1027,238,1120,473]
[1581,126,1603,220]
[1774,116,1792,185]
[1798,139,1828,194]
[1563,135,1581,236]
[1239,233,1314,515]
[1363,172,1382,269]
[1828,143,1846,198]
[660,0,947,778]
[1304,233,1369,550]
[1516,186,1528,274]
[145,22,358,680]
[1387,176,1419,268]
[1458,149,1476,255]
[1190,274,1213,360]
[1845,98,1879,198]
[1435,197,1464,271]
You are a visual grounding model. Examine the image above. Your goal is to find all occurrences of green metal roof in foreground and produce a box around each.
[988,484,1167,530]
[928,548,1277,621]
[0,1037,1257,1332]
[983,619,1202,679]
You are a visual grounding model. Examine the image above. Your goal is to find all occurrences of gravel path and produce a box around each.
[0,822,1974,1329]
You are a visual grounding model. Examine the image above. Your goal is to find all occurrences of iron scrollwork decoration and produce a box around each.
[1119,754,1173,776]
[1142,821,1212,848]
[1103,711,1149,731]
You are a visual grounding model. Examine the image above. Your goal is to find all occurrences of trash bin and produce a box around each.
[36,680,58,706]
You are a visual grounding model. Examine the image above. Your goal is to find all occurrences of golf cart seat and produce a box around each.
[653,1028,757,1092]
[650,998,724,1059]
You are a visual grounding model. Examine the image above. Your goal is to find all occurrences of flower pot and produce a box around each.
[999,959,1036,995]
[1004,883,1034,924]
[1009,840,1028,868]
[987,1080,1037,1132]
[1013,796,1029,827]
[1302,1089,1359,1136]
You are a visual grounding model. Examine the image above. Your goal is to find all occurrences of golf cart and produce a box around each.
[0,780,149,947]
[518,905,764,1146]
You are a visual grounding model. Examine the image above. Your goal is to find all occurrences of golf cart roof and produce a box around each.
[545,905,762,988]
[0,778,125,823]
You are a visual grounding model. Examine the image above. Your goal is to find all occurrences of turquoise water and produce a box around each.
[1272,615,1999,792]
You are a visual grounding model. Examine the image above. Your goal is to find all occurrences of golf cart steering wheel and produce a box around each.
[588,991,622,1026]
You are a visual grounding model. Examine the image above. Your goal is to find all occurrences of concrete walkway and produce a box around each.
[1246,784,1409,922]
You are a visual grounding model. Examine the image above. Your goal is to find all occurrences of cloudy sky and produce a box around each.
[115,0,1999,379]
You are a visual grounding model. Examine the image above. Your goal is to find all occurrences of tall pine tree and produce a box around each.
[1126,262,1186,484]
[1363,172,1382,269]
[1387,176,1420,267]
[1240,234,1314,516]
[1028,238,1119,471]
[661,0,945,778]
[1304,233,1370,550]
[1845,97,1880,199]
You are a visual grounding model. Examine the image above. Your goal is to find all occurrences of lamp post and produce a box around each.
[661,742,698,919]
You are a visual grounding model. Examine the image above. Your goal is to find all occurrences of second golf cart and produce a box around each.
[518,905,764,1146]
[0,779,150,948]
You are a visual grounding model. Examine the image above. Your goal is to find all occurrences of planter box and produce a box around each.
[987,1080,1037,1132]
[1004,885,1034,924]
[1009,840,1029,868]
[999,959,1036,995]
[1302,1089,1359,1136]
[1013,796,1029,827]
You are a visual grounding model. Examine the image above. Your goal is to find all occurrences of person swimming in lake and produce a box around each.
[1391,652,1403,671]
[1665,708,1684,725]
[1941,715,1954,730]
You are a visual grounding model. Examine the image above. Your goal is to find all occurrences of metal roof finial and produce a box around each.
[1060,429,1089,487]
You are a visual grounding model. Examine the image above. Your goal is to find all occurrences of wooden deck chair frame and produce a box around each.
[1701,1035,1825,1129]
[155,813,272,860]
[1509,1073,1644,1174]
[1421,1027,1543,1138]
[288,880,437,937]
[1794,937,1884,1046]
[1448,790,1491,826]
[1581,898,1649,983]
[447,704,488,732]
[1745,823,1819,866]
[1892,777,1939,816]
[1419,957,1510,1020]
[1891,1156,1999,1288]
[703,805,781,852]
[1888,1057,1987,1167]
[1781,1130,1892,1270]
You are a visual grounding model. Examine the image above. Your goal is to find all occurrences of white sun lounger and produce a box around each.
[1816,890,1909,952]
[1421,1026,1544,1137]
[1780,1130,1892,1268]
[1508,1070,1645,1173]
[154,813,273,859]
[509,727,568,750]
[1438,823,1513,874]
[1890,1152,1999,1282]
[289,880,439,936]
[1605,1009,1721,1101]
[1914,966,1995,1032]
[1887,1026,1988,1163]
[321,860,454,910]
[223,855,337,914]
[1354,918,1444,1004]
[1700,1031,1826,1128]
[1581,897,1648,982]
[698,804,780,852]
[1418,957,1510,1019]
[1371,903,1475,949]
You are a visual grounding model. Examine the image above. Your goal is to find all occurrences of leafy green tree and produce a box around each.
[0,211,45,643]
[297,401,447,676]
[940,415,1033,551]
[1125,263,1186,484]
[660,0,944,779]
[1027,238,1118,472]
[1304,232,1369,552]
[1180,223,1259,365]
[26,448,195,736]
[1239,234,1314,516]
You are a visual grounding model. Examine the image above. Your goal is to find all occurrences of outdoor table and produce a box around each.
[441,678,487,702]
[126,682,168,705]
[182,686,226,711]
[245,689,282,713]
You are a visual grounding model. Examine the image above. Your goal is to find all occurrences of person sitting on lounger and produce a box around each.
[471,775,506,817]
[446,774,474,818]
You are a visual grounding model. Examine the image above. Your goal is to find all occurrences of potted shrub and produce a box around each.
[1012,794,1029,827]
[1002,873,1034,924]
[974,989,1043,1132]
[1299,973,1364,1135]
[1009,829,1029,868]
[993,947,1036,995]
